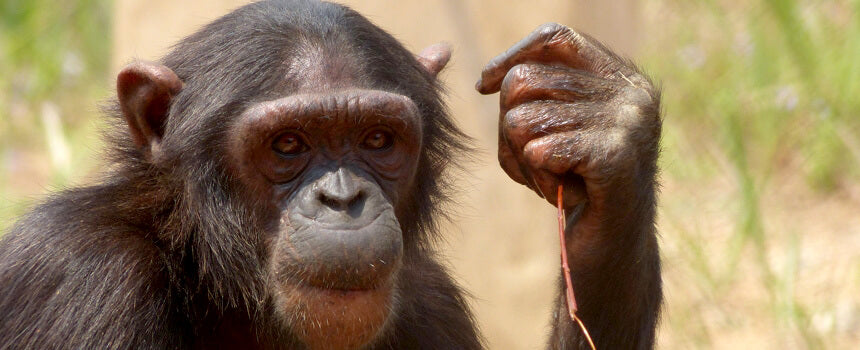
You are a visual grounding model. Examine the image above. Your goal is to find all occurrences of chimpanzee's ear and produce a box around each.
[117,61,183,159]
[416,43,451,77]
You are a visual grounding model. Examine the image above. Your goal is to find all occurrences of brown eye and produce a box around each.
[362,130,394,150]
[272,132,307,156]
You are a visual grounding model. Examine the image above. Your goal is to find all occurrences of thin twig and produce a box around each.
[557,185,596,350]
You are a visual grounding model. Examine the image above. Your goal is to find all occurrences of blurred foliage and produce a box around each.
[650,0,860,190]
[646,0,860,348]
[0,0,112,230]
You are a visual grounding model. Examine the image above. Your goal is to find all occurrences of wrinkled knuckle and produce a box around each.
[604,130,629,158]
[523,143,554,167]
[601,118,657,174]
[594,130,634,172]
[502,108,529,142]
[503,64,533,87]
[500,64,533,105]
[521,143,538,160]
[613,103,659,148]
[535,23,575,50]
[622,85,656,109]
[537,22,569,38]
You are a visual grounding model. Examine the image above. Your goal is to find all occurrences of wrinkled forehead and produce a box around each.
[282,36,369,93]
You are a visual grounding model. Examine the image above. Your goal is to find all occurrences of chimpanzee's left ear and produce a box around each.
[416,43,451,77]
[116,61,183,160]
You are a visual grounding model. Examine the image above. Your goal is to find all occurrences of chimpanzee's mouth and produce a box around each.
[277,211,404,291]
[296,279,391,297]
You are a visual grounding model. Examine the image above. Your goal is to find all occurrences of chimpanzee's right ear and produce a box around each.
[416,43,451,78]
[117,61,183,159]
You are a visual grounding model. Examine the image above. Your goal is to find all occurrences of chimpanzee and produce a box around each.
[0,0,661,349]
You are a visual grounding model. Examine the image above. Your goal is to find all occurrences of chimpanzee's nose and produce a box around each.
[315,168,366,216]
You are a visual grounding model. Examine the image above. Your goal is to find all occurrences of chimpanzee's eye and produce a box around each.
[272,132,308,156]
[362,129,394,150]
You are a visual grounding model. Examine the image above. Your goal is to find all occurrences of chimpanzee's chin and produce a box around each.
[277,282,396,350]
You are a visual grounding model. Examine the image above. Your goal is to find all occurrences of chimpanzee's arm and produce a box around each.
[477,23,662,350]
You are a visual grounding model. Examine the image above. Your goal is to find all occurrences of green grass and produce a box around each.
[648,0,860,348]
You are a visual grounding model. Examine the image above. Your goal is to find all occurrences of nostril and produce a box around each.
[317,192,342,210]
[346,191,366,218]
[347,191,364,208]
[318,189,365,212]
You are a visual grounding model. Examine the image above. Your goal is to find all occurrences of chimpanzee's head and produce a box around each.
[113,0,465,348]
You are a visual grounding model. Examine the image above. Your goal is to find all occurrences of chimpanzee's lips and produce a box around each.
[294,208,387,231]
[297,268,395,293]
[281,210,404,291]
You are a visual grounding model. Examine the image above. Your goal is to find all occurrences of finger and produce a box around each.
[499,63,619,114]
[521,131,588,176]
[476,23,632,94]
[506,129,592,203]
[502,100,608,151]
[500,101,585,195]
[498,132,530,187]
[515,130,592,207]
[523,131,634,207]
[523,130,633,186]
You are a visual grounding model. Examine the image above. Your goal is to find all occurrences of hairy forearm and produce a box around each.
[475,21,664,349]
[550,175,662,350]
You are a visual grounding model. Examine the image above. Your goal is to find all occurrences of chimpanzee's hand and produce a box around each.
[476,23,661,214]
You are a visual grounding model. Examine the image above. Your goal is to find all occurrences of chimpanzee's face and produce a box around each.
[226,48,424,348]
[112,2,453,347]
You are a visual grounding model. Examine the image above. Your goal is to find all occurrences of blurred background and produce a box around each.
[1,0,859,348]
